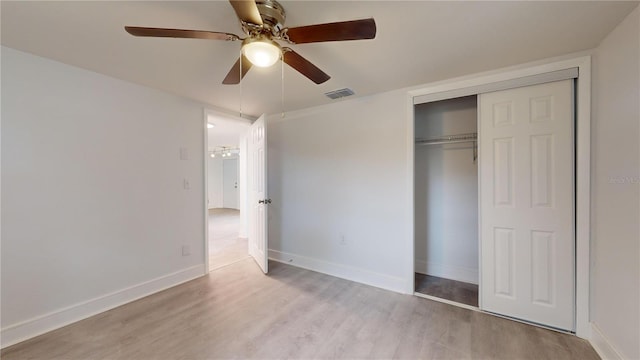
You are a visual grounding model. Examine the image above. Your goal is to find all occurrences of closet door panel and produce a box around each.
[530,134,555,208]
[531,230,556,306]
[493,138,515,207]
[493,227,516,298]
[479,79,574,331]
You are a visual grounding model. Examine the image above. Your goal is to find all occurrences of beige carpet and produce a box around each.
[208,208,249,270]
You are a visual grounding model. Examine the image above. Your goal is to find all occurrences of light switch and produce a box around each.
[183,178,191,190]
[179,147,189,160]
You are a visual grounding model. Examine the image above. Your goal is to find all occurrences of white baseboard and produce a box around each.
[268,250,411,293]
[1,264,205,349]
[415,259,478,285]
[589,322,624,360]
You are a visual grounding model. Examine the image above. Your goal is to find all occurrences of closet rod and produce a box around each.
[415,132,477,146]
[416,138,475,146]
[415,132,478,161]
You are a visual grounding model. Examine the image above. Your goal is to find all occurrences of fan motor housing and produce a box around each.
[256,0,286,32]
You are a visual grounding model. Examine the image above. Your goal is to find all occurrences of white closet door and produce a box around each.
[479,80,574,330]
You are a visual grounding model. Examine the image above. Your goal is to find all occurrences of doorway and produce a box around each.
[205,110,251,271]
[414,95,479,308]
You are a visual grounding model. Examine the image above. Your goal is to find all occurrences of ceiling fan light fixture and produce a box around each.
[125,1,376,85]
[242,38,281,68]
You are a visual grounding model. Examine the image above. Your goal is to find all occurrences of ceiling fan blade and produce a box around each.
[283,49,330,84]
[285,18,376,44]
[125,26,239,41]
[229,0,263,26]
[222,55,253,84]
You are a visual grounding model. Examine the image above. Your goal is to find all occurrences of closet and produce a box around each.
[413,76,577,331]
[414,95,479,307]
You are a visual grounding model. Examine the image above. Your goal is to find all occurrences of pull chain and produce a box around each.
[239,50,243,118]
[281,53,285,118]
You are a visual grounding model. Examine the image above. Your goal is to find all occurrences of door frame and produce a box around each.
[405,56,591,338]
[202,108,253,273]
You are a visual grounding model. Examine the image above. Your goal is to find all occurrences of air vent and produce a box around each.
[324,88,355,100]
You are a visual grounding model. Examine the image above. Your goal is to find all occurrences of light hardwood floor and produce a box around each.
[415,273,479,308]
[208,208,249,270]
[2,259,599,359]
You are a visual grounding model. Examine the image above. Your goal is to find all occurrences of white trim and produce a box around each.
[0,265,205,349]
[413,67,579,105]
[407,56,590,98]
[574,57,592,338]
[413,292,480,312]
[406,94,416,294]
[203,108,210,273]
[414,260,479,285]
[589,323,624,360]
[406,55,591,338]
[268,249,409,293]
[477,105,484,310]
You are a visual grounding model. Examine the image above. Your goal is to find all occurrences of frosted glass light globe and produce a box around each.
[242,40,281,68]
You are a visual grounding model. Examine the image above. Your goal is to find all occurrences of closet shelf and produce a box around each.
[415,132,477,146]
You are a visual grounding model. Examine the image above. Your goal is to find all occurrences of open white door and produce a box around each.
[479,80,574,330]
[248,115,268,273]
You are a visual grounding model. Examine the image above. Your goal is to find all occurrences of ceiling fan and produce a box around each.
[125,0,376,85]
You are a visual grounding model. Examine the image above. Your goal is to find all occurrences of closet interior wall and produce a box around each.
[414,96,479,285]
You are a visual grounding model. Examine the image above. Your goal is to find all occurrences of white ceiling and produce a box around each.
[207,112,249,150]
[2,1,638,117]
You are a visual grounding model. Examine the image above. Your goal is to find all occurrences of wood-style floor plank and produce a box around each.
[208,208,249,270]
[415,273,479,307]
[2,259,599,359]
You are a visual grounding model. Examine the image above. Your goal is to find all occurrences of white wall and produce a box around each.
[208,156,223,209]
[267,93,412,292]
[591,6,640,360]
[1,47,208,347]
[414,96,478,284]
[265,55,593,295]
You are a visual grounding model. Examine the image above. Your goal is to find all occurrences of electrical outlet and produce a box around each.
[182,245,190,256]
[183,178,191,190]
